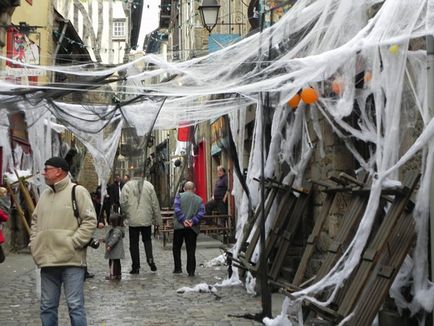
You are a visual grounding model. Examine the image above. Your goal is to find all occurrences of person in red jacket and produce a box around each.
[0,208,9,263]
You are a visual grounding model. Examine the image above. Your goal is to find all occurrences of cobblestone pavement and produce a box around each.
[0,230,285,325]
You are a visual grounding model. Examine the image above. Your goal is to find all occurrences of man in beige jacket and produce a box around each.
[30,156,96,326]
[121,173,162,274]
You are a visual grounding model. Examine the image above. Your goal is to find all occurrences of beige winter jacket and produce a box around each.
[120,179,162,227]
[30,176,97,268]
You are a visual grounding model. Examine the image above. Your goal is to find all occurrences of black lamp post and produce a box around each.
[198,0,220,33]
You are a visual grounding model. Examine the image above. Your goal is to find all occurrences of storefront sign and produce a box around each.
[208,34,240,53]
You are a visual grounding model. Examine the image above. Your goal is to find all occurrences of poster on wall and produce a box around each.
[263,0,295,26]
[210,116,225,156]
[4,28,42,84]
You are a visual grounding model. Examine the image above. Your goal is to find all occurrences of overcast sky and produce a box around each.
[137,0,161,50]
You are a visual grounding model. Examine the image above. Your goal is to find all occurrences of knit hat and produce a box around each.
[45,156,70,172]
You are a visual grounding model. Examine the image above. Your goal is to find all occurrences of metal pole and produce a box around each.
[427,34,434,326]
[52,20,68,83]
[258,8,271,316]
[260,9,272,318]
[259,97,272,317]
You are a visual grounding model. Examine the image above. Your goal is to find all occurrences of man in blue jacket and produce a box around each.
[173,181,205,277]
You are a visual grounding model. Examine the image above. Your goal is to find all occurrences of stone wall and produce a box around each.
[76,153,99,193]
[305,108,356,251]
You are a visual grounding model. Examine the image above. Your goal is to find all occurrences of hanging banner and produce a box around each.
[177,126,191,141]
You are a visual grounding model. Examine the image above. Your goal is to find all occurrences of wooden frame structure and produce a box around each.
[280,171,420,325]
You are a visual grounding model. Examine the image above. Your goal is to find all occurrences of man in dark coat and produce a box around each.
[109,175,121,213]
[205,165,228,214]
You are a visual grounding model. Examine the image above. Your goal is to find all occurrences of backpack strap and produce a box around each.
[71,184,80,224]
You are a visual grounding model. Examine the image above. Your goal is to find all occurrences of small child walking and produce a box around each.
[104,213,125,280]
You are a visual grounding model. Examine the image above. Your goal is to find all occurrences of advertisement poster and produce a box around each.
[264,0,295,26]
[210,116,225,155]
[5,28,42,84]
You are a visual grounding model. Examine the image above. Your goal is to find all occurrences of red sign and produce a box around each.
[177,126,191,141]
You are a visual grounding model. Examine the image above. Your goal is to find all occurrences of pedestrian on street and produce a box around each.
[121,174,130,189]
[0,188,9,263]
[205,165,229,215]
[120,172,162,274]
[102,185,112,224]
[0,186,9,212]
[92,185,111,228]
[91,186,102,227]
[30,156,97,326]
[108,175,122,213]
[173,181,205,277]
[103,213,125,280]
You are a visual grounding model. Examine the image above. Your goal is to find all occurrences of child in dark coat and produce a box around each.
[104,213,125,280]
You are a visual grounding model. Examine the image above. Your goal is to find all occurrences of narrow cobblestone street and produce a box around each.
[0,230,284,325]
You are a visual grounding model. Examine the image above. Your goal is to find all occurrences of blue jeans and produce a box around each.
[40,266,87,326]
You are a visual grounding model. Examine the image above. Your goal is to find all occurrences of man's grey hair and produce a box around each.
[183,181,195,191]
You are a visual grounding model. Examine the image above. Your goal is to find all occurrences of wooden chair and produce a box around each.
[267,183,312,280]
[237,176,295,269]
[312,174,373,283]
[290,175,359,287]
[238,183,310,276]
[240,185,298,272]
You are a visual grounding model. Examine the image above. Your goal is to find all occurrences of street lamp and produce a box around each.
[198,0,220,33]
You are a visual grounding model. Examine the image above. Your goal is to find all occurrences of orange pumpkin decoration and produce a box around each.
[331,80,343,95]
[364,71,372,83]
[287,94,301,109]
[300,87,318,104]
